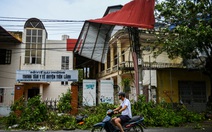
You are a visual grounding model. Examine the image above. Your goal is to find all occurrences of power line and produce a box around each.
[0,16,85,39]
[0,16,85,22]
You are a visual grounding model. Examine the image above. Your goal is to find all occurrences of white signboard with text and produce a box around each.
[16,70,78,82]
[100,80,114,104]
[83,79,96,106]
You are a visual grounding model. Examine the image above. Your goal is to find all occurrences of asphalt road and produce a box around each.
[1,127,212,132]
[1,120,212,132]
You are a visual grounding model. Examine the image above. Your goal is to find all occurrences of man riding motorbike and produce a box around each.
[112,92,132,132]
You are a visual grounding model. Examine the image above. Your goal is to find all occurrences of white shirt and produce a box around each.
[120,98,132,118]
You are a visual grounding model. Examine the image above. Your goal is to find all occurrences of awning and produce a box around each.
[19,81,50,85]
[74,0,155,63]
[0,26,22,44]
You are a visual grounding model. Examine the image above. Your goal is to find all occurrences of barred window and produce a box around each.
[0,49,12,64]
[61,56,69,85]
[61,56,69,70]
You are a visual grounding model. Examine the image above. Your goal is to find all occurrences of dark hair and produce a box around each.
[118,92,126,97]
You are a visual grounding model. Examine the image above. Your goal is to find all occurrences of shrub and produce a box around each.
[4,94,205,130]
[57,88,72,113]
[6,95,48,130]
[131,95,205,127]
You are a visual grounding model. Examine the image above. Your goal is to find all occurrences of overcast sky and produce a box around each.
[0,0,131,40]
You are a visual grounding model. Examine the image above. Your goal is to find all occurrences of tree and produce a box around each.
[155,0,212,95]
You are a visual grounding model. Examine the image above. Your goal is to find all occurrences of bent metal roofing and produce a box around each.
[74,0,155,63]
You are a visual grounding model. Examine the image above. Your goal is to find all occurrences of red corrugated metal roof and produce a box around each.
[74,0,155,63]
[89,0,155,29]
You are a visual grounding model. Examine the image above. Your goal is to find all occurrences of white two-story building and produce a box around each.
[0,18,77,116]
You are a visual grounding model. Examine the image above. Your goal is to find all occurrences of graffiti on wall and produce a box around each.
[100,80,114,104]
[83,80,96,106]
[100,95,113,103]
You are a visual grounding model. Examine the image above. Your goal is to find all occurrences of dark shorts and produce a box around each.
[117,115,131,123]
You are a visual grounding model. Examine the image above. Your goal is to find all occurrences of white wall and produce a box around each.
[20,39,74,101]
[43,82,71,100]
[45,40,73,70]
[0,43,22,107]
[0,44,21,87]
[0,39,75,106]
[41,40,74,100]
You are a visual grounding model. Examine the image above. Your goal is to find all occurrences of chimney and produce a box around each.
[62,35,69,40]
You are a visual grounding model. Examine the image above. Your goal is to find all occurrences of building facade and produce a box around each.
[73,4,211,112]
[95,29,210,112]
[0,18,77,116]
[0,26,22,116]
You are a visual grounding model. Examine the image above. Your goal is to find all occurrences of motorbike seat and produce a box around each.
[128,116,143,123]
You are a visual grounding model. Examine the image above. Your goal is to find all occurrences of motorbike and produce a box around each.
[91,109,145,132]
[75,114,88,125]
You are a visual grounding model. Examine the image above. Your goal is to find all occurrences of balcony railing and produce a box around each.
[143,62,184,69]
[98,61,183,77]
[120,61,134,68]
[106,68,111,74]
[112,65,118,72]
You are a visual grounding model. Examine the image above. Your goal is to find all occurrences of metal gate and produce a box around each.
[179,81,207,112]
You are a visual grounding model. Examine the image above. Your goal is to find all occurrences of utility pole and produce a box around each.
[128,27,143,101]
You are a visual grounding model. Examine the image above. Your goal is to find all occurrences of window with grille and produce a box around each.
[0,49,12,64]
[25,29,43,64]
[61,56,69,85]
[61,56,69,70]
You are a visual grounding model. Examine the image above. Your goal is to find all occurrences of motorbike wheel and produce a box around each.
[127,125,143,132]
[91,126,107,132]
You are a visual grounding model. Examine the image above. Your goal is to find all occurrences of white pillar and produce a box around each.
[117,75,122,91]
[105,61,107,74]
[117,40,122,64]
[110,46,114,72]
[39,84,43,100]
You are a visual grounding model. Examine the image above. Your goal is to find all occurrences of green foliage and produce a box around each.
[121,78,131,92]
[0,117,7,129]
[76,97,205,128]
[155,0,212,76]
[131,95,205,127]
[77,103,115,130]
[47,111,76,130]
[57,88,72,113]
[4,94,205,130]
[5,110,18,127]
[21,96,48,123]
[77,69,84,83]
[10,96,25,112]
[5,94,75,131]
[6,95,48,130]
[6,97,26,127]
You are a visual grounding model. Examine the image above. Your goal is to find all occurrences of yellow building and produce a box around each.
[109,29,210,112]
[75,28,210,112]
